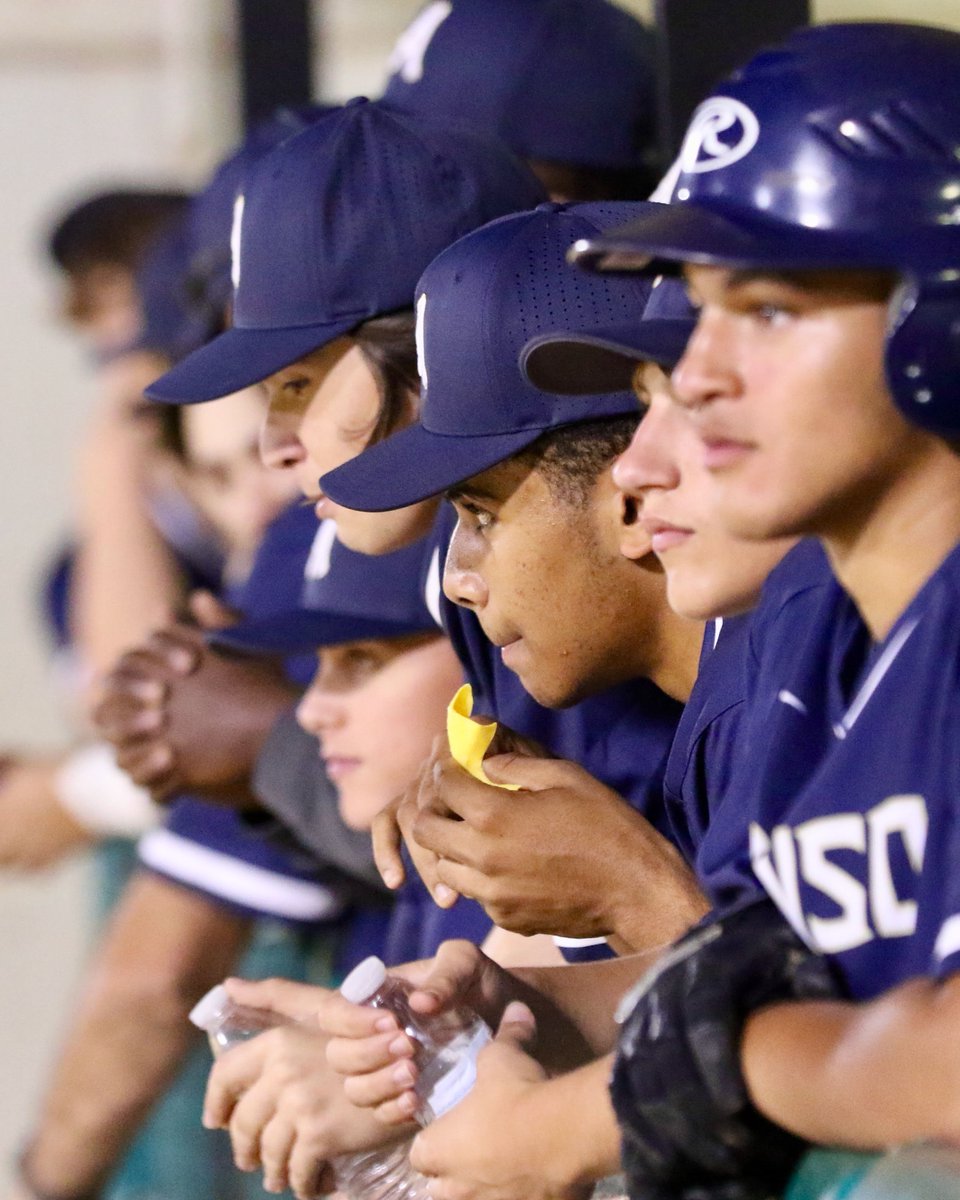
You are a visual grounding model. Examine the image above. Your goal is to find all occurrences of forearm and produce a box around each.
[529,1055,623,1191]
[73,430,186,677]
[510,952,660,1066]
[21,874,251,1196]
[606,832,709,954]
[742,976,960,1148]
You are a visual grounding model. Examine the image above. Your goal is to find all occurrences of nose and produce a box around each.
[670,311,738,412]
[612,401,682,498]
[295,676,345,739]
[442,523,488,611]
[260,404,306,472]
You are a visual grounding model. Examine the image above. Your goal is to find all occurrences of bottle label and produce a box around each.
[424,1024,491,1118]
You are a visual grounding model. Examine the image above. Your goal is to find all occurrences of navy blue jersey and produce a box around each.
[703,540,960,1000]
[432,505,683,963]
[697,541,856,909]
[663,615,751,866]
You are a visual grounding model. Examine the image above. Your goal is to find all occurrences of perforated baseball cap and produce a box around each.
[146,98,544,405]
[211,520,439,657]
[383,0,657,171]
[521,274,697,395]
[320,201,654,513]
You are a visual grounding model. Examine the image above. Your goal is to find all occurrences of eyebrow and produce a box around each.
[444,482,501,504]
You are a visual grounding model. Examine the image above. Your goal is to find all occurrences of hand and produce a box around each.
[0,756,94,869]
[414,752,707,946]
[93,594,298,803]
[373,724,546,906]
[409,1004,586,1200]
[325,942,520,1125]
[203,1019,393,1199]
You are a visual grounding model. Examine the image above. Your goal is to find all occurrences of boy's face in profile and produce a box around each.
[671,265,906,545]
[442,451,672,710]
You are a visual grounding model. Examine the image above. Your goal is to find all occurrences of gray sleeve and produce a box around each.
[251,708,387,894]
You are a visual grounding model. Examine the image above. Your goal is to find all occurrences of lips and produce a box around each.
[640,516,694,554]
[322,755,361,781]
[689,418,753,471]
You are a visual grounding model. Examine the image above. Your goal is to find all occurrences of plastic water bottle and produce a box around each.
[339,955,491,1124]
[189,962,491,1200]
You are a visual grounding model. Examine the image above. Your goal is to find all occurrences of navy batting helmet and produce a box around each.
[571,23,960,436]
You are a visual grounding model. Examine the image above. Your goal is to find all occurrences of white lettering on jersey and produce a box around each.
[230,193,245,291]
[751,794,928,955]
[304,519,337,582]
[388,2,453,84]
[867,794,926,937]
[795,814,870,952]
[416,292,428,389]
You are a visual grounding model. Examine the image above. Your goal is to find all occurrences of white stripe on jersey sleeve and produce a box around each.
[137,827,343,922]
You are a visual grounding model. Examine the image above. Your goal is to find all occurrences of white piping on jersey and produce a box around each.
[832,617,919,741]
[712,617,724,648]
[137,828,343,921]
[935,914,960,964]
[424,546,443,628]
[777,690,808,716]
[552,935,608,947]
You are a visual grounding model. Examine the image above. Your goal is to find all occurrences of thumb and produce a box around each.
[494,1001,537,1050]
[188,589,240,630]
[482,751,555,790]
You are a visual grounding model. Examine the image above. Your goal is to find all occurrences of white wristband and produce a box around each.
[54,743,162,837]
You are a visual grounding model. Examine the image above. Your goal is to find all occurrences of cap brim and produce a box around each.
[208,609,436,656]
[569,202,880,273]
[521,319,695,395]
[145,317,357,405]
[321,391,638,514]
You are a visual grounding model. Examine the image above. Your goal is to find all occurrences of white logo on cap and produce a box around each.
[415,292,428,390]
[678,97,759,174]
[304,519,337,582]
[230,193,245,291]
[424,547,443,628]
[388,1,452,83]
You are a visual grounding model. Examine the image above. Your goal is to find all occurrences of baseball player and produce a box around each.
[562,21,960,1198]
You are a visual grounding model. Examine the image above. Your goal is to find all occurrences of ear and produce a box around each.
[611,483,657,566]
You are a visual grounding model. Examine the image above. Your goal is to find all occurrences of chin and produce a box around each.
[334,501,438,557]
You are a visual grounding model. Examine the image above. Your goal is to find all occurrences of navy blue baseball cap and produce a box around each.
[382,0,657,172]
[319,201,653,513]
[146,98,545,405]
[183,106,331,335]
[521,274,697,395]
[129,218,206,361]
[211,520,440,657]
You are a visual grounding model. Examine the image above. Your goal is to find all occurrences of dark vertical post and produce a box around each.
[237,0,315,130]
[653,0,810,161]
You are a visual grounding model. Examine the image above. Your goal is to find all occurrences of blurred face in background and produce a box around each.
[180,387,299,578]
[296,631,463,830]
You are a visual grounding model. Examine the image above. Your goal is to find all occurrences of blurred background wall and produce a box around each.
[0,0,957,1190]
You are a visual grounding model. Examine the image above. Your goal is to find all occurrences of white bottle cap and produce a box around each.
[189,984,230,1031]
[340,956,387,1004]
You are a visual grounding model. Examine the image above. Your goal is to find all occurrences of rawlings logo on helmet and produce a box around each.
[678,97,760,174]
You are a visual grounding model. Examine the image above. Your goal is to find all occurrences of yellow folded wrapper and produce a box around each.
[446,684,520,791]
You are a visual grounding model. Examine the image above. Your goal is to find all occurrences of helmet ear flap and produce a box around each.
[886,279,960,436]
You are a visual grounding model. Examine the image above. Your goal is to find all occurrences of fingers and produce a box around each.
[326,1028,415,1077]
[342,1058,419,1114]
[288,1139,335,1200]
[259,1113,297,1193]
[189,588,240,630]
[224,977,332,1022]
[143,626,204,675]
[228,1083,278,1171]
[403,940,486,1015]
[314,990,399,1039]
[493,1001,537,1051]
[371,798,407,890]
